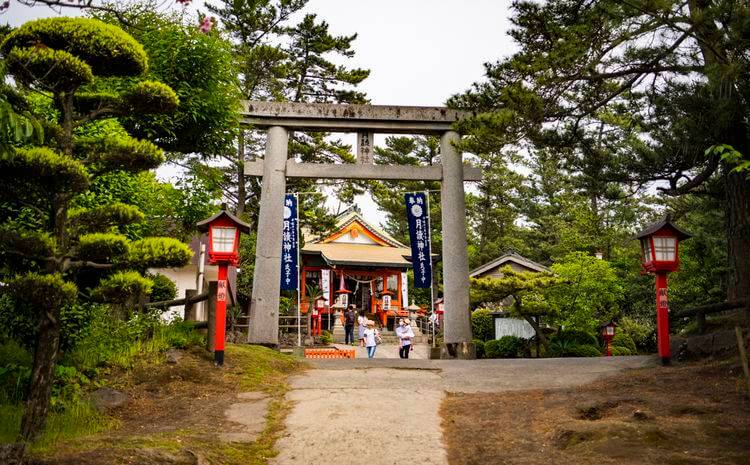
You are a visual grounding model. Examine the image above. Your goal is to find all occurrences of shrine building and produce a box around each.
[299,209,413,331]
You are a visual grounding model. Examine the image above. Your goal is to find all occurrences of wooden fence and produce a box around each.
[673,299,749,333]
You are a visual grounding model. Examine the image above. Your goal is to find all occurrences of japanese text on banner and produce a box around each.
[405,192,432,288]
[280,194,298,290]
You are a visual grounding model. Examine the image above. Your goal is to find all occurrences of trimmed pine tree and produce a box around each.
[0,17,192,442]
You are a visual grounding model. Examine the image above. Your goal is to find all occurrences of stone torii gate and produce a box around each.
[241,101,480,358]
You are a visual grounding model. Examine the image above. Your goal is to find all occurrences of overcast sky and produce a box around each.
[3,0,517,224]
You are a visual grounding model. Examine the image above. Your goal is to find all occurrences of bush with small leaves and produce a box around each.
[484,339,501,359]
[76,233,129,262]
[68,202,145,233]
[612,331,637,355]
[128,237,192,269]
[147,273,178,303]
[7,273,77,311]
[553,330,598,347]
[566,344,602,357]
[495,335,525,358]
[1,17,148,77]
[471,308,494,341]
[91,271,152,303]
[75,135,164,173]
[611,346,633,356]
[473,339,485,358]
[5,47,93,92]
[1,147,89,194]
[122,81,179,114]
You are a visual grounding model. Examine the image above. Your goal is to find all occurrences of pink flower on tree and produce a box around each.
[199,16,214,33]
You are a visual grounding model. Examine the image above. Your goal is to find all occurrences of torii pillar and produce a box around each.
[242,101,479,358]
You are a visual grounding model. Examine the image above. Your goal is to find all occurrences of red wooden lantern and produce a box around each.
[634,214,691,365]
[600,321,617,357]
[197,209,250,366]
[197,210,250,266]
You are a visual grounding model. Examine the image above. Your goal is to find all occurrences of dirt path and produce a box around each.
[272,354,655,465]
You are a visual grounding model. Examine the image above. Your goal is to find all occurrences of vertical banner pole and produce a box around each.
[425,190,436,349]
[296,193,302,347]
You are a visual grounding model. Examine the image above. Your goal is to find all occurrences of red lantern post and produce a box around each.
[600,321,617,356]
[197,210,250,366]
[635,214,691,365]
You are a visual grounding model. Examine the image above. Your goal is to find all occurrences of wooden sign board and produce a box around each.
[357,132,374,164]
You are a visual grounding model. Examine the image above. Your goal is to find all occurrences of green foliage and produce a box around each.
[617,316,654,352]
[496,335,526,358]
[0,227,56,263]
[75,135,164,173]
[320,330,333,345]
[90,271,152,303]
[546,252,623,333]
[76,233,129,262]
[5,47,93,92]
[100,8,241,154]
[1,147,89,194]
[0,96,44,154]
[473,339,485,359]
[128,237,193,269]
[611,346,633,356]
[552,330,598,347]
[612,332,637,355]
[0,339,32,403]
[1,17,148,77]
[68,202,145,234]
[147,273,177,303]
[121,80,179,114]
[484,339,501,359]
[566,344,602,358]
[7,273,77,310]
[471,309,494,341]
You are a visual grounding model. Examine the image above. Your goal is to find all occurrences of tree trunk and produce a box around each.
[522,314,549,349]
[19,307,61,442]
[236,130,246,216]
[726,169,750,311]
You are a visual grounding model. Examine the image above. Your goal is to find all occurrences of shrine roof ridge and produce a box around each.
[240,100,471,134]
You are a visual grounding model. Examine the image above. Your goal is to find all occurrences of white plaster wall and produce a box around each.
[149,265,219,322]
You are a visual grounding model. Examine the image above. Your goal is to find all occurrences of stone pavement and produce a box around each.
[331,342,429,359]
[271,355,657,465]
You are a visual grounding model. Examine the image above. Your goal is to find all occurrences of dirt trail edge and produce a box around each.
[271,356,655,465]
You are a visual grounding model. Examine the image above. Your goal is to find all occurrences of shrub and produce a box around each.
[612,332,637,354]
[566,344,602,357]
[496,335,524,358]
[484,339,501,359]
[552,329,598,347]
[473,339,485,358]
[91,271,152,304]
[128,237,192,269]
[76,233,129,261]
[471,309,494,341]
[147,273,177,303]
[320,330,333,345]
[611,346,633,356]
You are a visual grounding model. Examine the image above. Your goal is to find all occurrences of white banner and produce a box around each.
[321,269,331,307]
[401,271,408,307]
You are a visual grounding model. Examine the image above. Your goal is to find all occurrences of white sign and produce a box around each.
[401,271,408,307]
[321,269,331,307]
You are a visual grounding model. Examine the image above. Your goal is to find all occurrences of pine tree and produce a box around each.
[0,17,192,442]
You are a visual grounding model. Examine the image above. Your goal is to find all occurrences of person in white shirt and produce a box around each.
[357,311,367,347]
[397,318,415,359]
[363,320,380,358]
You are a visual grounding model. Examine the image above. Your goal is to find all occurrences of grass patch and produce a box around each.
[0,400,115,450]
[226,344,301,393]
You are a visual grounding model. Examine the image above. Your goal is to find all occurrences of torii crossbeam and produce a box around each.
[242,100,479,359]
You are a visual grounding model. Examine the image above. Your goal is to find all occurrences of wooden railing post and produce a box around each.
[184,289,197,321]
[206,281,217,353]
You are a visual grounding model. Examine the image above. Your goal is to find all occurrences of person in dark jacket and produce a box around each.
[344,304,357,344]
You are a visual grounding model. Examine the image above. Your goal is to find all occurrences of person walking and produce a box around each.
[344,305,356,345]
[357,310,367,347]
[363,320,380,358]
[398,318,415,359]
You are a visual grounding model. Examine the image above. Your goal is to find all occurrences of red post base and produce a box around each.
[215,265,228,366]
[656,272,671,365]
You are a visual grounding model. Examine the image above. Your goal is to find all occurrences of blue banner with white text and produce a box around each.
[280,194,298,290]
[405,192,432,288]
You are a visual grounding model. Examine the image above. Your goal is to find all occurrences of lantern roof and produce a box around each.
[600,320,618,328]
[634,214,691,241]
[196,209,251,234]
